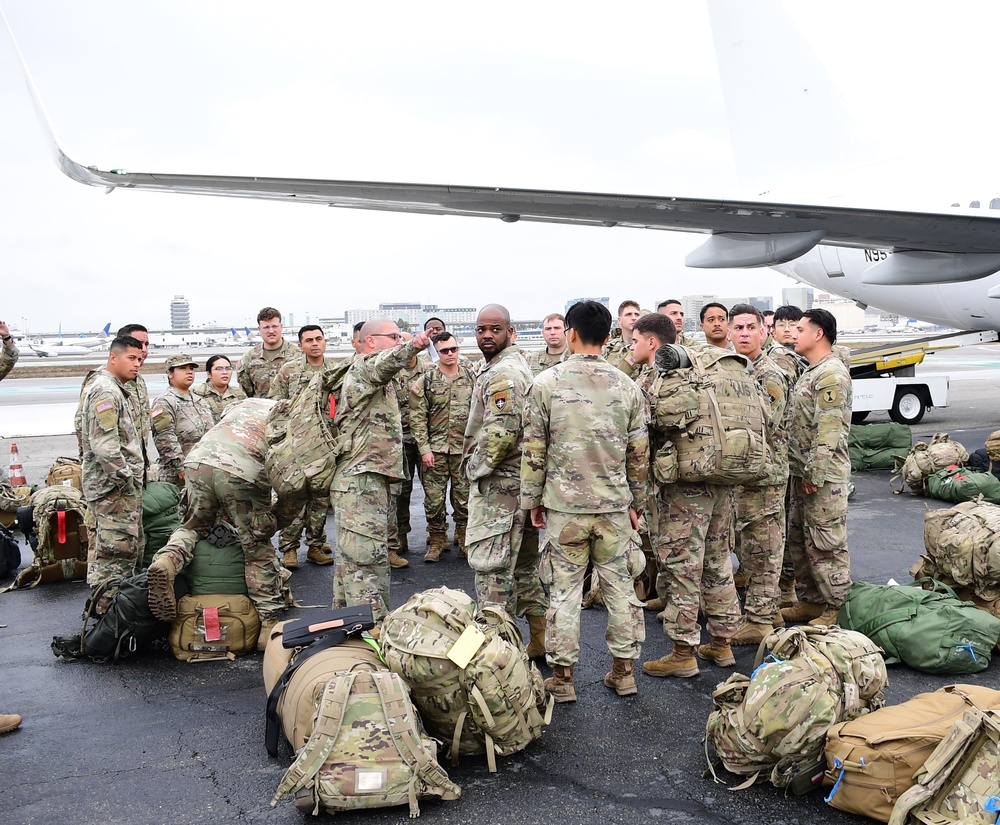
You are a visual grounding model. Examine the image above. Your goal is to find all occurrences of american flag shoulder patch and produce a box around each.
[96,400,113,413]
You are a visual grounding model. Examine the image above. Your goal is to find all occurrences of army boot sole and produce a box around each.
[147,564,178,622]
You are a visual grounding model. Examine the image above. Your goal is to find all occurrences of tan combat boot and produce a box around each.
[525,614,546,660]
[282,549,299,570]
[389,550,409,569]
[808,605,841,627]
[604,658,638,697]
[306,546,334,566]
[781,602,826,624]
[397,534,409,555]
[729,621,774,646]
[779,579,799,609]
[697,637,736,667]
[0,713,22,734]
[643,597,666,612]
[544,664,577,703]
[147,551,184,622]
[424,532,448,563]
[257,620,278,652]
[771,611,785,628]
[643,643,699,678]
[453,525,466,555]
[733,570,747,589]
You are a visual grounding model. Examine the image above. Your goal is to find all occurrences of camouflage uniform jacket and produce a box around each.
[520,354,649,514]
[185,398,276,484]
[268,356,329,402]
[236,338,300,398]
[409,362,477,456]
[750,350,790,488]
[393,361,422,446]
[0,336,18,381]
[787,352,852,486]
[766,341,808,386]
[333,341,421,482]
[80,368,144,500]
[463,346,533,481]
[524,346,568,377]
[602,329,639,379]
[150,387,216,481]
[192,381,247,424]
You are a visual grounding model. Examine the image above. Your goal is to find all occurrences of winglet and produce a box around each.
[101,323,111,338]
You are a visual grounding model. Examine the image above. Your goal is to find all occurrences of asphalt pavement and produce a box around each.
[1,404,1000,824]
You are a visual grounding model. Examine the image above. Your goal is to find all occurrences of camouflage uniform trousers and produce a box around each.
[422,452,468,536]
[654,481,741,646]
[787,477,853,608]
[153,463,284,620]
[85,487,144,587]
[331,472,393,621]
[734,484,786,623]
[278,485,330,554]
[388,441,420,553]
[539,510,645,667]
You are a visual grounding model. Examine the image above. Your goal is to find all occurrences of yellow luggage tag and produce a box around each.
[447,625,486,669]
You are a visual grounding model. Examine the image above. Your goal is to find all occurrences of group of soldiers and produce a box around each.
[14,293,853,713]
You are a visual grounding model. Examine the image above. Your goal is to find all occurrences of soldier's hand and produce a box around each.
[530,506,546,529]
[0,321,9,339]
[410,330,431,351]
[802,481,819,495]
[421,452,435,469]
[629,508,640,531]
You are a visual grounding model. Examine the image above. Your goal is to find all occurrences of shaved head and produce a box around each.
[478,303,511,325]
[359,318,401,353]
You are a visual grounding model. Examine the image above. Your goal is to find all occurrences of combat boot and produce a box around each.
[643,597,665,612]
[733,570,747,588]
[779,579,799,609]
[643,643,699,678]
[257,620,278,652]
[282,549,299,570]
[525,614,546,660]
[544,664,577,703]
[808,605,841,627]
[771,611,785,628]
[454,525,466,555]
[604,658,638,697]
[0,713,22,734]
[397,534,409,555]
[147,551,184,622]
[425,532,447,563]
[697,637,736,667]
[389,551,409,569]
[729,621,773,646]
[781,601,826,623]
[306,546,334,566]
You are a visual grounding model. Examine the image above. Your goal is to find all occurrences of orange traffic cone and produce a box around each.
[8,442,26,486]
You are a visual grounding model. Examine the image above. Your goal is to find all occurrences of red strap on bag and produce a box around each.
[56,511,67,544]
[203,606,221,642]
[329,394,336,419]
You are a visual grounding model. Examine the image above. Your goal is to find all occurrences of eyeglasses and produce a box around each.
[369,333,403,341]
[211,366,233,372]
[259,324,281,331]
[437,346,459,355]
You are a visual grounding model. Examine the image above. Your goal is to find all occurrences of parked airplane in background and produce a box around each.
[5,4,1000,331]
[28,323,111,356]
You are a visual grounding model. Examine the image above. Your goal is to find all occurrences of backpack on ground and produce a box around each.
[705,625,887,792]
[0,524,21,578]
[46,456,82,490]
[926,465,1000,505]
[265,362,351,517]
[6,485,89,590]
[888,707,1000,825]
[381,586,552,772]
[849,422,912,471]
[893,433,970,496]
[51,572,171,663]
[916,499,1000,601]
[652,344,773,486]
[837,579,1000,674]
[141,481,180,568]
[181,524,247,596]
[168,593,260,661]
[967,447,1000,481]
[986,429,1000,462]
[822,684,1000,822]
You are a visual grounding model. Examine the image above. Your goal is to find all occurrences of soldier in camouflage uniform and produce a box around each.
[521,301,649,702]
[236,307,300,398]
[386,346,422,569]
[700,302,731,350]
[524,313,568,375]
[80,336,146,588]
[781,308,854,627]
[192,354,247,424]
[602,300,642,378]
[0,321,18,380]
[330,321,431,622]
[464,304,545,625]
[268,325,335,569]
[768,305,809,386]
[146,398,287,649]
[726,305,791,645]
[409,331,476,562]
[150,354,215,487]
[657,299,697,347]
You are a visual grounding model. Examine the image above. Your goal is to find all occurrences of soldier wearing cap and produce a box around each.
[150,354,215,487]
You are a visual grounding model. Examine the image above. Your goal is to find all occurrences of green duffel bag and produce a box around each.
[838,579,1000,674]
[926,466,1000,504]
[849,422,912,471]
[181,525,247,596]
[141,481,181,568]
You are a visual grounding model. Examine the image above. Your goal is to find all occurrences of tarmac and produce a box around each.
[1,364,1000,824]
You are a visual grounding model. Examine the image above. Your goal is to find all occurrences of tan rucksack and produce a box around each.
[823,684,1000,822]
[915,499,1000,601]
[986,429,1000,463]
[893,433,970,496]
[46,457,83,491]
[4,485,89,590]
[168,593,260,661]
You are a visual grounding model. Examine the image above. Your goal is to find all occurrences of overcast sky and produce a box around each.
[1,1,999,334]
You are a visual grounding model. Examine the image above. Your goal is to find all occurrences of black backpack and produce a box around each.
[51,572,172,663]
[0,524,21,579]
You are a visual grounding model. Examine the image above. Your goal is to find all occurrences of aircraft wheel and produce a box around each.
[889,388,926,425]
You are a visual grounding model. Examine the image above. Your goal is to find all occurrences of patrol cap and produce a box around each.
[164,354,198,371]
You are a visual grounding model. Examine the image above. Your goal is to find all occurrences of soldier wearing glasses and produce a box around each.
[192,355,247,424]
[236,307,299,398]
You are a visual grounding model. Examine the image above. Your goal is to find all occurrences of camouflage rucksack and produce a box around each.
[705,625,887,791]
[381,587,553,772]
[985,429,1000,463]
[915,499,1000,600]
[652,344,773,486]
[5,485,89,590]
[893,433,970,496]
